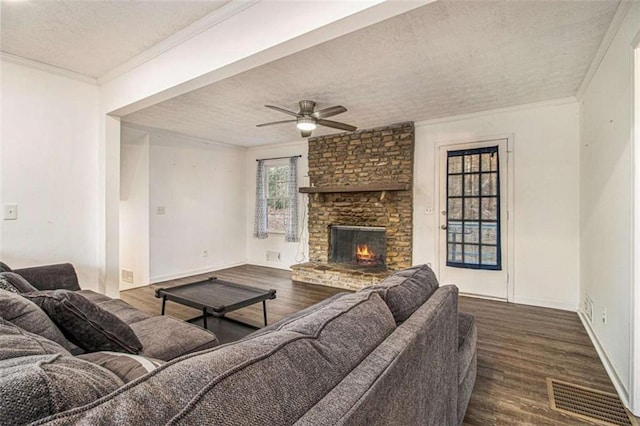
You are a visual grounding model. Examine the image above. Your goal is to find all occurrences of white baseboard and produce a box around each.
[149,261,247,284]
[577,311,630,410]
[246,260,292,271]
[512,296,578,312]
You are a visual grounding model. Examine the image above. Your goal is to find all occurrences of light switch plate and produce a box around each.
[4,204,17,220]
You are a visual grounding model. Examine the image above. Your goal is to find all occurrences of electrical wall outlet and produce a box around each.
[3,204,17,220]
[121,269,133,284]
[203,250,208,257]
[584,296,593,323]
[266,251,281,262]
[601,308,607,324]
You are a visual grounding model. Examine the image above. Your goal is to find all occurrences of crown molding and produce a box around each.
[576,0,634,100]
[97,0,261,85]
[415,97,578,127]
[121,121,245,151]
[0,52,97,85]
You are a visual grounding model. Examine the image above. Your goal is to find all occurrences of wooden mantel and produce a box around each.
[298,183,410,194]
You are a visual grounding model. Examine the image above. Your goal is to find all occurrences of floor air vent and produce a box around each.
[547,378,637,426]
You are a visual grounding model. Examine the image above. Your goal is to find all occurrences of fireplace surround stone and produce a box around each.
[292,122,414,290]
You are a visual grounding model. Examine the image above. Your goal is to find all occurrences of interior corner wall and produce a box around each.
[119,127,150,290]
[579,1,640,403]
[246,142,309,270]
[147,132,246,283]
[0,59,101,290]
[413,100,581,311]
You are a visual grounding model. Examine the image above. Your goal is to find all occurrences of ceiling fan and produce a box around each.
[256,100,357,137]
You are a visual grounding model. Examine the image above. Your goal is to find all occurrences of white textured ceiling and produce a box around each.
[122,0,619,147]
[0,0,230,78]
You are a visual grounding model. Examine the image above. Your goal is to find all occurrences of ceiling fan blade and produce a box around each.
[317,119,357,132]
[256,119,296,127]
[312,105,347,119]
[301,130,313,138]
[265,105,299,118]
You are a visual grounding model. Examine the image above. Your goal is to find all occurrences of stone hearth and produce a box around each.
[292,122,414,291]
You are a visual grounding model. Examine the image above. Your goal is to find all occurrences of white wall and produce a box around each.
[148,131,246,282]
[0,60,101,290]
[413,100,581,311]
[246,142,309,270]
[119,127,150,290]
[579,1,640,407]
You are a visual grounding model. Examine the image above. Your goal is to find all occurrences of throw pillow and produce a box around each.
[23,290,143,354]
[0,290,77,352]
[0,352,123,425]
[0,261,11,273]
[0,318,70,360]
[367,264,440,324]
[0,272,37,293]
[78,351,164,383]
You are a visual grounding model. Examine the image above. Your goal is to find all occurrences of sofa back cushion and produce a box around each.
[0,290,76,352]
[0,272,38,293]
[0,320,124,425]
[35,291,396,425]
[367,264,440,323]
[23,290,143,354]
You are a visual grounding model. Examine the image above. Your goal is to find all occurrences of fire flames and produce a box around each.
[356,244,376,261]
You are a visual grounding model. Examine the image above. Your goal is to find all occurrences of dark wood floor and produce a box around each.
[121,265,626,425]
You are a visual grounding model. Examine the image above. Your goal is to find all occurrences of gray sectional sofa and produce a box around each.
[0,263,476,425]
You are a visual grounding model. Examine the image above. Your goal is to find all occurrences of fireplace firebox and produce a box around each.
[329,225,386,268]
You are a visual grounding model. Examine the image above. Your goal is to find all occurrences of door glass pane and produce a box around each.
[448,175,462,196]
[446,146,501,269]
[481,198,497,220]
[464,198,479,220]
[465,245,479,264]
[448,156,462,173]
[448,198,462,220]
[481,173,497,196]
[464,222,479,243]
[448,221,463,242]
[464,175,479,196]
[481,223,497,244]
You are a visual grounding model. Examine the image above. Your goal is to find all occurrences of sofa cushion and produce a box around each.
[0,290,77,352]
[130,316,218,361]
[77,289,112,304]
[0,318,70,360]
[0,272,38,293]
[0,261,11,273]
[0,353,124,425]
[96,299,151,324]
[457,312,477,385]
[367,264,439,323]
[23,290,143,354]
[0,274,20,293]
[13,263,80,291]
[78,351,164,383]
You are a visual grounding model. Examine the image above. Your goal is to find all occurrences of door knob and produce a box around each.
[440,224,447,230]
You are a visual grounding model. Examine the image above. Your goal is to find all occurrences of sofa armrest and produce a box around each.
[13,263,81,291]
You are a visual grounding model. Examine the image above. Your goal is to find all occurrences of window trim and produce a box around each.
[264,160,291,234]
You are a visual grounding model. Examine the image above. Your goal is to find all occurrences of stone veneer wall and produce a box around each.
[306,122,414,271]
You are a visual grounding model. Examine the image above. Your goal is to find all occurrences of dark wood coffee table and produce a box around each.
[154,277,277,331]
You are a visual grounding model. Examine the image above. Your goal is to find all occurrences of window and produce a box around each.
[446,146,501,270]
[265,162,290,233]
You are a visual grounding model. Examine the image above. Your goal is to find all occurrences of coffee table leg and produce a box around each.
[202,308,208,330]
[263,300,268,326]
[161,296,167,315]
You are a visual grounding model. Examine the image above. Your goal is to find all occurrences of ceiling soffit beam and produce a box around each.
[102,0,435,117]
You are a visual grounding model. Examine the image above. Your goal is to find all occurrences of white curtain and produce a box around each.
[285,156,299,242]
[253,160,268,239]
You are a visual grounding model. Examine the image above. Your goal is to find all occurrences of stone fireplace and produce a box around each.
[292,122,414,290]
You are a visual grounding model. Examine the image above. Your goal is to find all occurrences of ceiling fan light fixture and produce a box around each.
[296,116,316,131]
